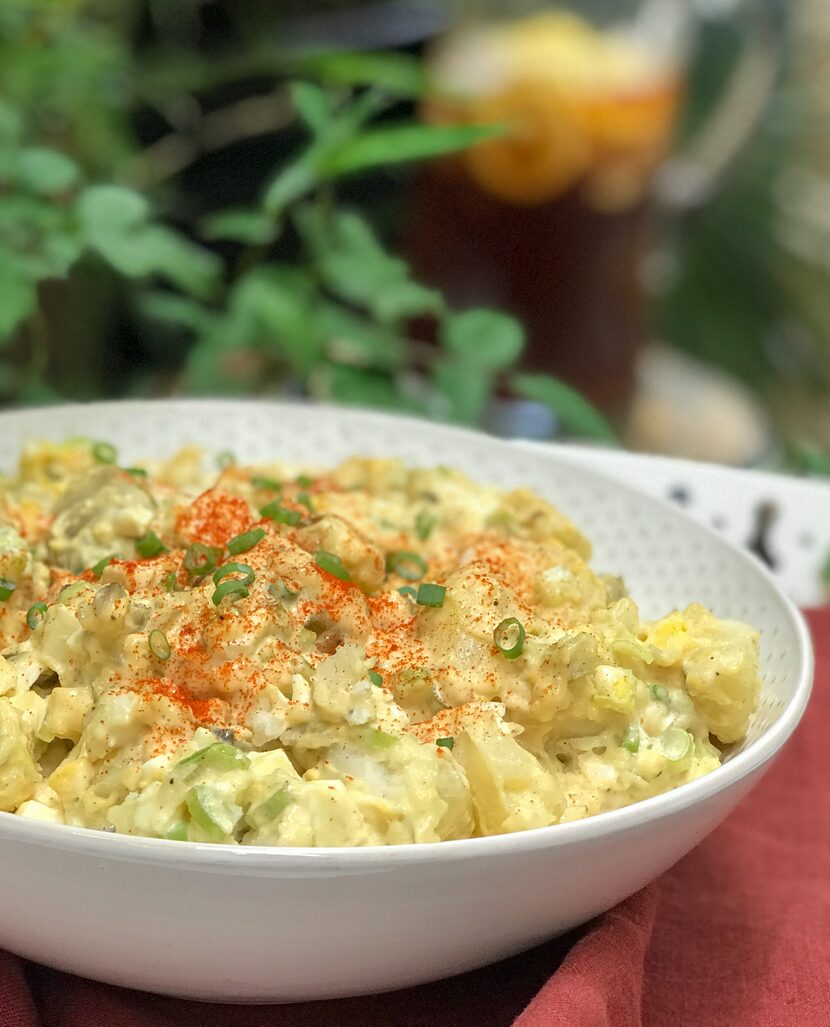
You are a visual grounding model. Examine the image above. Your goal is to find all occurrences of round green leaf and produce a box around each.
[441,309,524,370]
[76,185,149,236]
[14,148,80,195]
[200,208,276,245]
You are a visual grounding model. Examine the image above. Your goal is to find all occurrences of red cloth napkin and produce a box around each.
[3,611,828,1027]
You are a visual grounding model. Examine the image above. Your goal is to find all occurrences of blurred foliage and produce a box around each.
[653,1,830,454]
[0,0,613,440]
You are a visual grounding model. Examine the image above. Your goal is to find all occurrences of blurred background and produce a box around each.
[2,0,830,474]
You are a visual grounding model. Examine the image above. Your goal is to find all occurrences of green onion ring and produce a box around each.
[213,562,255,588]
[148,629,171,660]
[90,555,115,579]
[183,543,222,577]
[415,583,445,608]
[226,528,265,555]
[136,531,166,558]
[92,441,117,465]
[26,602,48,629]
[212,580,250,605]
[314,550,351,581]
[493,617,525,659]
[260,501,302,526]
[250,476,281,492]
[387,550,427,581]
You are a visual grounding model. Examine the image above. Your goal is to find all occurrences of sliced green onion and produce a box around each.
[260,500,301,526]
[315,550,351,581]
[216,450,236,470]
[57,581,90,604]
[397,585,417,599]
[185,785,239,836]
[661,727,692,761]
[650,684,668,702]
[26,601,47,629]
[162,571,180,594]
[414,510,437,541]
[436,736,454,750]
[251,476,281,492]
[213,562,255,587]
[212,580,250,605]
[622,726,640,754]
[416,583,446,608]
[178,742,250,771]
[269,579,299,602]
[90,555,114,579]
[183,542,222,578]
[296,491,314,512]
[386,550,427,581]
[148,629,171,660]
[0,577,16,602]
[368,728,398,749]
[493,617,525,659]
[136,531,166,558]
[256,788,292,821]
[368,670,383,687]
[92,441,117,465]
[125,466,147,478]
[296,474,313,488]
[227,528,265,555]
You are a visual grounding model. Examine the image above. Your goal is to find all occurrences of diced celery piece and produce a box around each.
[177,742,250,772]
[258,788,292,821]
[165,822,188,841]
[185,785,241,836]
[367,728,398,749]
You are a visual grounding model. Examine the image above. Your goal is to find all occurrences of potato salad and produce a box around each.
[0,440,761,846]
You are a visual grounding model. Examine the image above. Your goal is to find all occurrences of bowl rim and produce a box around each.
[0,399,815,869]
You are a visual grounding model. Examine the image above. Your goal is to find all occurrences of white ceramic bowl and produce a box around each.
[0,401,813,1002]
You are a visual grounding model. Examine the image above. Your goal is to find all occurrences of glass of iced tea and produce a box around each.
[406,1,774,414]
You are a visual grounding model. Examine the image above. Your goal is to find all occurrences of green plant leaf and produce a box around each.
[289,81,332,135]
[139,292,214,334]
[77,187,221,298]
[297,51,426,97]
[183,330,252,395]
[0,253,37,339]
[318,122,504,178]
[511,373,618,442]
[302,209,443,324]
[787,442,830,478]
[315,303,406,370]
[40,229,84,278]
[314,363,414,410]
[200,208,276,245]
[13,148,80,195]
[441,309,524,370]
[230,267,323,374]
[433,359,492,426]
[89,225,221,297]
[76,185,149,234]
[262,158,318,217]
